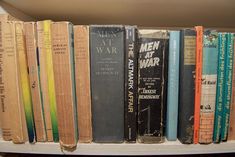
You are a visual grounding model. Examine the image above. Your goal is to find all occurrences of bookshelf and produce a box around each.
[0,0,235,155]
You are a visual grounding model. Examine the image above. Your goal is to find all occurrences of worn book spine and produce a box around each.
[166,31,180,141]
[90,25,124,143]
[24,22,46,142]
[52,22,77,149]
[178,29,196,144]
[124,26,138,142]
[193,26,203,144]
[15,22,35,143]
[37,21,53,141]
[138,30,169,143]
[221,33,234,141]
[43,20,59,142]
[213,33,226,142]
[199,30,218,144]
[2,21,28,143]
[74,25,92,143]
[228,34,235,140]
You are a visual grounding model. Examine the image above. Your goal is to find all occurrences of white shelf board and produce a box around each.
[0,140,235,155]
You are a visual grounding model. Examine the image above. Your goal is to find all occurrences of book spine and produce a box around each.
[221,33,234,141]
[166,31,180,141]
[24,22,47,142]
[193,26,203,144]
[43,20,59,142]
[178,29,196,144]
[74,25,92,143]
[90,25,124,143]
[15,22,36,143]
[138,30,169,143]
[36,21,53,141]
[228,34,235,140]
[51,22,77,149]
[213,33,226,142]
[199,30,218,144]
[124,26,138,142]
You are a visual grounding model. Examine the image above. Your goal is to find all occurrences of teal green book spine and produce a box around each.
[213,33,226,142]
[221,33,234,141]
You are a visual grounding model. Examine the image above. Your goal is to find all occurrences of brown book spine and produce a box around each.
[74,25,92,143]
[51,22,77,149]
[24,22,46,142]
[36,21,53,142]
[228,36,235,140]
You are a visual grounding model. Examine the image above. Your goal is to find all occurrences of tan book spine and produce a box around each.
[24,22,46,142]
[3,21,28,143]
[51,22,77,150]
[36,21,53,142]
[74,25,92,143]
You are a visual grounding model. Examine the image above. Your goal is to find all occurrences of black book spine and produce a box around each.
[90,25,124,143]
[178,29,196,144]
[124,26,138,142]
[137,30,169,143]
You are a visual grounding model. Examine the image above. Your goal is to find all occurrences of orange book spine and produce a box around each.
[193,26,203,144]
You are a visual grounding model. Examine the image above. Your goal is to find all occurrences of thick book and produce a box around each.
[124,26,138,142]
[74,25,92,143]
[199,30,218,144]
[15,22,36,143]
[52,22,77,149]
[193,26,203,144]
[2,21,28,143]
[24,22,47,142]
[138,29,169,143]
[213,33,226,142]
[37,21,53,141]
[178,29,196,144]
[228,34,235,140]
[90,25,125,143]
[166,31,180,141]
[43,20,59,142]
[221,33,234,141]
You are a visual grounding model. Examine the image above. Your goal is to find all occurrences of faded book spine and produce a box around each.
[166,31,180,141]
[221,33,234,141]
[74,25,92,143]
[24,22,46,142]
[124,26,138,142]
[199,30,218,144]
[178,29,196,144]
[90,25,124,143]
[15,22,35,143]
[193,26,203,144]
[52,22,77,149]
[213,33,226,142]
[43,20,59,142]
[37,21,53,141]
[138,30,169,143]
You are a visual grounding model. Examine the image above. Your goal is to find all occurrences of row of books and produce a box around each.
[0,14,235,150]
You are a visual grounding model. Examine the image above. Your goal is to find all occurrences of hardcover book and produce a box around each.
[124,26,138,142]
[15,22,35,143]
[213,33,226,142]
[138,29,169,143]
[37,21,53,141]
[51,22,77,149]
[221,33,234,141]
[24,22,46,142]
[178,29,196,144]
[74,25,92,143]
[193,26,203,144]
[166,31,180,141]
[199,30,218,144]
[43,20,59,142]
[90,25,125,143]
